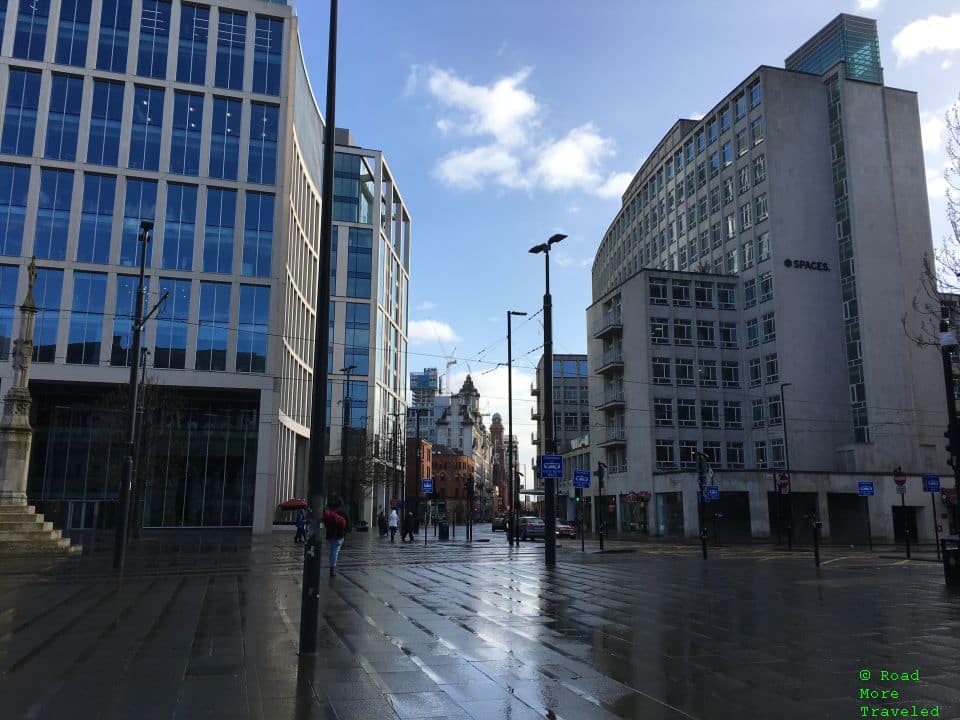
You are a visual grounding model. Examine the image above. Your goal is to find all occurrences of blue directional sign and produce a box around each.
[704,485,720,501]
[421,477,433,494]
[922,474,941,493]
[573,469,590,489]
[858,481,875,497]
[540,454,563,479]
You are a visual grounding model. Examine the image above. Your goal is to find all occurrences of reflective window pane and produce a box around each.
[215,9,245,90]
[129,85,164,170]
[34,169,73,261]
[247,102,278,185]
[88,80,123,166]
[169,91,203,175]
[242,192,273,277]
[78,173,115,264]
[121,179,156,267]
[344,302,369,375]
[154,277,190,369]
[197,281,230,371]
[162,183,197,270]
[45,74,83,161]
[203,187,235,273]
[0,265,19,360]
[137,0,171,79]
[209,97,240,180]
[13,0,49,60]
[110,274,148,366]
[55,0,91,66]
[237,284,268,373]
[252,16,282,96]
[0,163,31,257]
[96,0,132,72]
[347,227,372,297]
[2,68,42,156]
[33,267,63,363]
[176,3,208,85]
[66,271,107,364]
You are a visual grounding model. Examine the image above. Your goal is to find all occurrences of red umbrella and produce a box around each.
[278,498,308,511]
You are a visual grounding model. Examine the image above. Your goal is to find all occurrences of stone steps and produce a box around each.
[0,501,81,556]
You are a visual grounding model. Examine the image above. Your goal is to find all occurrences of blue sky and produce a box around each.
[295,0,960,474]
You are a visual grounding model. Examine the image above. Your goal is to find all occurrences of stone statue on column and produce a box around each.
[0,258,39,505]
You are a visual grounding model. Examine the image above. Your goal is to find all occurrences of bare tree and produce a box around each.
[909,94,960,344]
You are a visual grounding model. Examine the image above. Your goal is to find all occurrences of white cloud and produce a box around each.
[943,59,954,70]
[857,0,880,10]
[596,171,634,200]
[408,319,459,345]
[921,111,946,155]
[927,167,947,200]
[892,13,960,64]
[416,300,436,311]
[420,66,629,199]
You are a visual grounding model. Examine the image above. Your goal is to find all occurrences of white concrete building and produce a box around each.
[0,0,409,534]
[587,14,949,542]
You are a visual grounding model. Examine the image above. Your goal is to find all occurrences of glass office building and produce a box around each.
[0,0,410,533]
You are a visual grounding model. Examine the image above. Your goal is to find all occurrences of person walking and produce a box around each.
[402,511,415,542]
[377,509,387,536]
[294,507,306,543]
[322,497,349,576]
[388,507,399,543]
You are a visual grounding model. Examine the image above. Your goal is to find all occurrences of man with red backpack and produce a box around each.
[322,497,349,576]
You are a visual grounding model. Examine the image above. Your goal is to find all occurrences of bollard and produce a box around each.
[812,519,822,567]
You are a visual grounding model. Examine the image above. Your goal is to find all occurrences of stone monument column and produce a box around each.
[0,259,39,506]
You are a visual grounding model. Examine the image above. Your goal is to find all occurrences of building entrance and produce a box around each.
[891,505,919,542]
[827,493,870,544]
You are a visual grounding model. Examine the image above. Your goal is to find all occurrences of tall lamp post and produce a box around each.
[340,364,357,511]
[113,220,153,570]
[299,0,338,656]
[780,382,793,550]
[939,320,960,537]
[507,310,526,544]
[529,233,566,567]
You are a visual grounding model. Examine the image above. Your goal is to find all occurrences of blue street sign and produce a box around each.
[858,481,875,497]
[540,454,563,479]
[704,485,720,501]
[421,477,433,494]
[573,469,590,489]
[922,474,941,493]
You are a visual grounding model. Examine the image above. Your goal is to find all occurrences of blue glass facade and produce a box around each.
[2,68,41,156]
[34,168,73,260]
[55,0,91,66]
[88,80,124,166]
[209,97,240,180]
[237,284,268,373]
[13,0,50,61]
[96,0,132,72]
[33,267,63,363]
[45,74,83,161]
[129,85,164,170]
[252,16,282,96]
[169,91,203,175]
[137,0,171,79]
[0,163,30,257]
[344,302,370,375]
[66,271,107,364]
[215,9,245,91]
[154,277,190,369]
[0,264,18,360]
[162,182,196,270]
[121,179,157,267]
[78,173,115,263]
[248,102,278,185]
[176,2,208,85]
[196,281,230,371]
[347,227,373,297]
[242,191,273,277]
[110,274,146,366]
[203,187,235,273]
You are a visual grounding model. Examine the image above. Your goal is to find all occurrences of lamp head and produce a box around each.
[548,233,567,245]
[341,364,358,374]
[509,310,528,317]
[528,243,548,254]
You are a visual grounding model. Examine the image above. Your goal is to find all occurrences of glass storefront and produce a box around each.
[28,381,259,528]
[656,492,685,536]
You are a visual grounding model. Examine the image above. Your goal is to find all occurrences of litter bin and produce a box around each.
[438,520,450,541]
[942,537,960,588]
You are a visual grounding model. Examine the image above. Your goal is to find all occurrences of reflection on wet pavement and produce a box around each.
[0,527,958,719]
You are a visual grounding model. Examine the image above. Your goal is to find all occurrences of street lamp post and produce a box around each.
[529,233,566,568]
[507,310,526,545]
[780,382,793,550]
[939,320,960,537]
[595,461,606,552]
[113,220,153,570]
[695,452,708,559]
[340,364,357,512]
[299,0,338,656]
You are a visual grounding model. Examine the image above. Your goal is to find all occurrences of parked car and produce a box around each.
[518,516,545,541]
[555,521,576,538]
[491,516,508,531]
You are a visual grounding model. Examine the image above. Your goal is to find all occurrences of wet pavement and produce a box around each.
[1,526,959,719]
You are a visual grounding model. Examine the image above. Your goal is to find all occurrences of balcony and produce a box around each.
[531,380,540,396]
[597,426,626,447]
[596,350,624,374]
[531,406,540,421]
[593,308,623,339]
[595,388,625,411]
